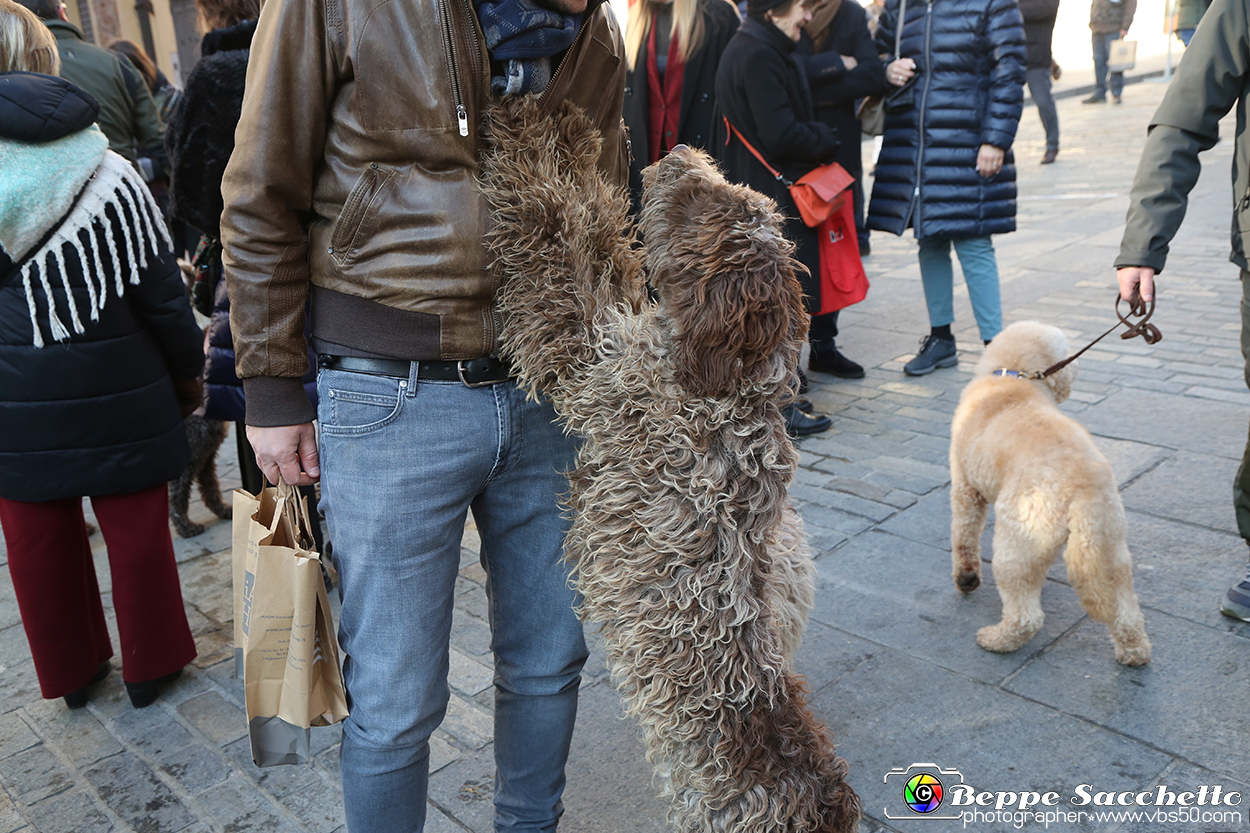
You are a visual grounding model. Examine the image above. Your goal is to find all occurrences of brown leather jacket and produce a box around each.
[220,0,628,425]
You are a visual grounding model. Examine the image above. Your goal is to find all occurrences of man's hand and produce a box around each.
[841,55,858,71]
[976,144,1005,177]
[247,423,320,486]
[1117,266,1155,303]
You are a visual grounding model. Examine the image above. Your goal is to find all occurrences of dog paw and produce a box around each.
[172,518,205,539]
[977,624,1028,653]
[208,504,232,520]
[955,571,981,593]
[1114,641,1152,666]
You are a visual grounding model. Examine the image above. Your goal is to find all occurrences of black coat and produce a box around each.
[800,1,888,129]
[165,20,257,239]
[623,0,739,204]
[798,0,888,239]
[866,0,1025,239]
[0,74,203,503]
[1018,0,1060,70]
[715,15,839,302]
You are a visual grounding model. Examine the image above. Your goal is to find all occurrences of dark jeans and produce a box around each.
[1026,67,1060,150]
[1091,30,1125,98]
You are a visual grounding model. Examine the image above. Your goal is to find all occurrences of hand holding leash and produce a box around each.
[1116,289,1162,345]
[1038,292,1163,379]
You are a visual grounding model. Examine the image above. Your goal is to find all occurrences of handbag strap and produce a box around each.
[893,0,907,59]
[723,117,793,187]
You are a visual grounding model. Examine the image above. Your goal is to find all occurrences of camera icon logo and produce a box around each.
[884,763,965,820]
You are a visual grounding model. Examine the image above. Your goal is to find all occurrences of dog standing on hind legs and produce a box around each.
[481,96,859,833]
[949,321,1151,665]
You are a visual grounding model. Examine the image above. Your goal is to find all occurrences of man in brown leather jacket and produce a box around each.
[219,0,626,825]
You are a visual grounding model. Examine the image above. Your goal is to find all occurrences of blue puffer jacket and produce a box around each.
[866,0,1026,239]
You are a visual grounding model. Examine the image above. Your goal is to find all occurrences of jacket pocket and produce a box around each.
[329,164,397,267]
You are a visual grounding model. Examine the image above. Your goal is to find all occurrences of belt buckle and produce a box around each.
[457,359,497,388]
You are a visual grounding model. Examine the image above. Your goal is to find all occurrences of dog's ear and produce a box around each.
[663,193,807,398]
[1044,360,1075,403]
[668,259,805,398]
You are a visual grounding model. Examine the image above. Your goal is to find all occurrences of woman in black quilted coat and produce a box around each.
[0,9,201,712]
[866,0,1025,376]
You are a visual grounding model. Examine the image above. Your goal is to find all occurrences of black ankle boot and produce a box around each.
[63,661,111,709]
[808,340,865,379]
[125,668,184,709]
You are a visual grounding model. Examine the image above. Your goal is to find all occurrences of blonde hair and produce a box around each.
[625,0,709,72]
[0,0,60,75]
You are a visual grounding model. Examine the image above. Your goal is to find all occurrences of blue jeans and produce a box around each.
[317,365,587,833]
[1092,31,1125,98]
[917,235,1003,342]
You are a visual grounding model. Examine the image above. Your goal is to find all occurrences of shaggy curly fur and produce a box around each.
[480,96,860,833]
[169,414,231,538]
[950,321,1151,665]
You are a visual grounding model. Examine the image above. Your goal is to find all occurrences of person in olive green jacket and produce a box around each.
[1176,0,1212,46]
[16,0,163,168]
[1116,0,1250,623]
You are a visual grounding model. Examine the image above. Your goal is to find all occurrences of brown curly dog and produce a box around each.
[480,96,860,833]
[950,321,1151,665]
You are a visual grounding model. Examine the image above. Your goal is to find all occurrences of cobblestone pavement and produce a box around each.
[1,76,1248,833]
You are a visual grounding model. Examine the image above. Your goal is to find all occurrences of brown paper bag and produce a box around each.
[1109,39,1137,72]
[232,480,348,767]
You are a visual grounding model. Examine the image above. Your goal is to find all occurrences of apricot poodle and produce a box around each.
[950,321,1151,666]
[480,96,860,833]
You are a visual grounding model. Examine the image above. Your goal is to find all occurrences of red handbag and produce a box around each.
[816,198,869,314]
[724,117,853,227]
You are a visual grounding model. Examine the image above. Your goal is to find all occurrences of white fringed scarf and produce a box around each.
[0,127,172,347]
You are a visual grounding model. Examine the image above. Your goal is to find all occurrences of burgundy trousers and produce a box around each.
[0,485,197,698]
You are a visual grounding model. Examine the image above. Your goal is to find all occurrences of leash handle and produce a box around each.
[1039,291,1162,378]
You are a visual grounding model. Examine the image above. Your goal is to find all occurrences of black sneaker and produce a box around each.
[808,342,866,379]
[903,335,957,376]
[783,404,832,437]
[1220,564,1250,622]
[1082,94,1106,104]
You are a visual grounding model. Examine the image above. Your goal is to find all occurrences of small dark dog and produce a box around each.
[169,415,230,538]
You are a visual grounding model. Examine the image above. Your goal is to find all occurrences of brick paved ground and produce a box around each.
[0,74,1247,833]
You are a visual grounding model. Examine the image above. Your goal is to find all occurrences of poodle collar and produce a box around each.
[991,368,1046,380]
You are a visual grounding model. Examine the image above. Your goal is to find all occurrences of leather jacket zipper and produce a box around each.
[905,0,934,233]
[441,0,485,136]
[539,0,607,99]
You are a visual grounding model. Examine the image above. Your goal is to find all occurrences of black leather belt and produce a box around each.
[317,354,511,387]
